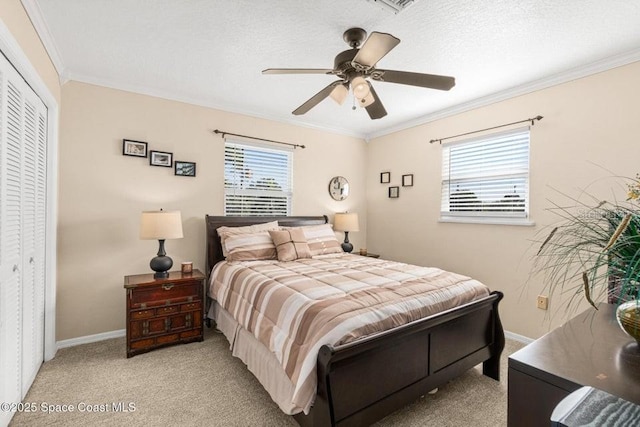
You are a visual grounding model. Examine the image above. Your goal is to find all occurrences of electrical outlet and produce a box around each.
[537,295,549,310]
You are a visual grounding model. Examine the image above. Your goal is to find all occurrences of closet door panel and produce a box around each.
[0,66,23,414]
[20,96,41,393]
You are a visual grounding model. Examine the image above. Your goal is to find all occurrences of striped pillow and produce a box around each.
[217,221,279,256]
[297,224,343,256]
[223,231,277,261]
[269,228,311,262]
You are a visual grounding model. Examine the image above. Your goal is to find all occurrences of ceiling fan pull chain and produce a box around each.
[352,93,356,111]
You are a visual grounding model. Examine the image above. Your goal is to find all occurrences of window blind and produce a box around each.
[224,141,292,216]
[441,128,530,218]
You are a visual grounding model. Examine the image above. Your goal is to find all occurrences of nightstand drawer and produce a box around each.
[131,309,154,320]
[181,301,201,312]
[130,318,169,339]
[130,282,200,308]
[157,305,179,315]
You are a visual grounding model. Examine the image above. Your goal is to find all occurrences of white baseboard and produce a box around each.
[57,329,125,350]
[55,328,534,351]
[504,330,534,345]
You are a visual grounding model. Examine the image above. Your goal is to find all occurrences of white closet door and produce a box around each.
[0,50,47,423]
[21,90,46,394]
[0,56,24,416]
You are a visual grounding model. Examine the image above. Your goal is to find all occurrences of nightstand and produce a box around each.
[359,252,380,258]
[124,269,205,357]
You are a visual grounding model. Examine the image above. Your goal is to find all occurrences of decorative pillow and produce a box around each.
[223,231,277,261]
[269,229,312,262]
[296,224,343,256]
[217,221,279,256]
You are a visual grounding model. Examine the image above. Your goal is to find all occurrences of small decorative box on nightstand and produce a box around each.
[124,269,205,358]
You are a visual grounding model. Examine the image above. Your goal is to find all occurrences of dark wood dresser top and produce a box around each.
[124,269,205,288]
[509,303,640,405]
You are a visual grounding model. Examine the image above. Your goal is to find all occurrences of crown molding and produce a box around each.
[365,47,640,140]
[20,0,66,81]
[63,71,366,140]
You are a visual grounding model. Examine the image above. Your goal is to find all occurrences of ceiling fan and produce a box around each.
[263,28,455,120]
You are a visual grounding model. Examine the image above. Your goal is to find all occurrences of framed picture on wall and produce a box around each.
[380,172,391,184]
[122,139,148,157]
[149,150,173,167]
[389,186,399,198]
[402,174,414,187]
[175,161,196,177]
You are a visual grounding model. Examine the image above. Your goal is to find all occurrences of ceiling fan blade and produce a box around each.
[373,69,455,90]
[292,81,343,115]
[262,68,334,75]
[352,32,400,69]
[365,84,387,120]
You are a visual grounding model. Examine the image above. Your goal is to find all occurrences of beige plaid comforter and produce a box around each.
[209,253,490,413]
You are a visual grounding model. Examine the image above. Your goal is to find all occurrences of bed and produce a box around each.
[205,215,505,427]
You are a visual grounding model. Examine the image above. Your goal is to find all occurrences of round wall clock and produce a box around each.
[328,176,349,201]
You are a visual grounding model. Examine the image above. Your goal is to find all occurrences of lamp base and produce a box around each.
[153,271,170,279]
[150,255,173,278]
[341,231,353,253]
[150,239,173,278]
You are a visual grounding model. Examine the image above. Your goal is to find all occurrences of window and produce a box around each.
[440,128,530,223]
[224,141,292,216]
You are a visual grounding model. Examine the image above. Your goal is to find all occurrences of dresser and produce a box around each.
[124,270,205,357]
[508,303,640,426]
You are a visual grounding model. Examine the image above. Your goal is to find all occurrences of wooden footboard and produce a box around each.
[294,291,504,427]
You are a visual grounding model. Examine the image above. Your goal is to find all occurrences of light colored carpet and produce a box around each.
[10,328,524,426]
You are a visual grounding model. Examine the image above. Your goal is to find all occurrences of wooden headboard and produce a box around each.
[204,215,328,275]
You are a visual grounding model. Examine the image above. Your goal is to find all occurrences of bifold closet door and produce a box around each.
[0,50,47,424]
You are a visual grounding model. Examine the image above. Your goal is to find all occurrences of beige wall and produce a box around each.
[0,0,61,103]
[367,61,640,339]
[57,81,367,340]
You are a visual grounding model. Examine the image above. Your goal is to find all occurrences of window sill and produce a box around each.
[438,216,536,226]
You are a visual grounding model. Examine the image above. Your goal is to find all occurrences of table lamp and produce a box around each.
[140,209,184,278]
[334,212,359,253]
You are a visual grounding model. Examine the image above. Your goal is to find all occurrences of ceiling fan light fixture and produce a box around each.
[351,76,370,99]
[329,84,349,105]
[358,92,375,107]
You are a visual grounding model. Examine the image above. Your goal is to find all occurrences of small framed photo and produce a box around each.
[380,172,391,184]
[149,150,173,167]
[402,174,414,187]
[122,139,148,157]
[389,186,399,198]
[175,161,196,177]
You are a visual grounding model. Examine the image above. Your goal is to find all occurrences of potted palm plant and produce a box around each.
[533,177,640,343]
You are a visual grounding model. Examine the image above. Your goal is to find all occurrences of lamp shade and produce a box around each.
[334,213,359,232]
[351,77,370,99]
[330,83,348,105]
[140,210,184,240]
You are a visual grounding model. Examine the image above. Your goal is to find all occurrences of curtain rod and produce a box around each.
[429,115,543,144]
[213,129,306,149]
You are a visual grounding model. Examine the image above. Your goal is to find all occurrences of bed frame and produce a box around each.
[205,215,505,427]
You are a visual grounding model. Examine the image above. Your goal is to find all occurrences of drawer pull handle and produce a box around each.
[165,318,171,331]
[186,314,192,328]
[142,321,149,336]
[162,284,174,291]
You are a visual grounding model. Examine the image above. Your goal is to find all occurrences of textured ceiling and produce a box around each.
[33,0,640,138]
